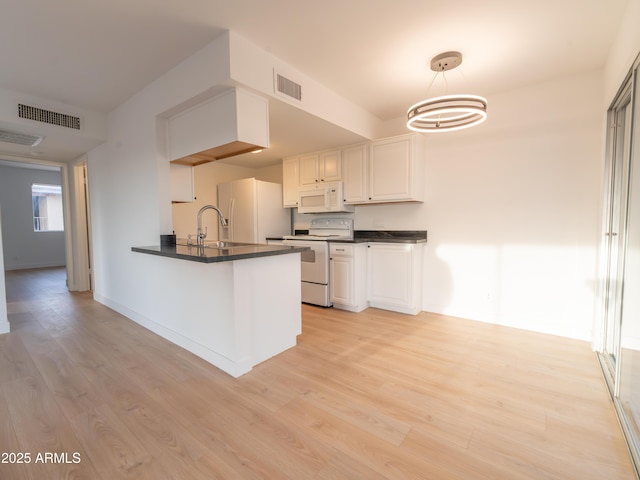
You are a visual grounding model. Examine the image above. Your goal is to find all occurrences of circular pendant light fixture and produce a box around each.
[406,51,487,133]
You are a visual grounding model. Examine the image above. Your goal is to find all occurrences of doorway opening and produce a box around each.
[0,157,92,333]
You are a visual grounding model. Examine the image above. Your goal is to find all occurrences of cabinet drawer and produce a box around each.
[330,244,354,256]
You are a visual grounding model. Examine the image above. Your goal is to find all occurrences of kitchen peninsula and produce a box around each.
[132,242,307,377]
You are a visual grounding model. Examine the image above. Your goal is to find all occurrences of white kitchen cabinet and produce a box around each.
[167,88,269,165]
[299,153,319,185]
[299,149,342,185]
[282,157,300,207]
[284,133,424,206]
[367,242,424,315]
[330,243,368,312]
[342,143,369,203]
[170,163,195,203]
[319,150,342,182]
[368,133,425,203]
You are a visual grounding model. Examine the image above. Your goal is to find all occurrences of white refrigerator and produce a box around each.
[217,178,290,243]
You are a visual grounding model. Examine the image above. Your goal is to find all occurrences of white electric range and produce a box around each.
[282,218,354,306]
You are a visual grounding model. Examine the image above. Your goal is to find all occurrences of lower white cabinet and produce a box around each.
[330,243,368,312]
[367,242,424,315]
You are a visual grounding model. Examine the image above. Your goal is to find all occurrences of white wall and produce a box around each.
[427,72,603,340]
[0,165,66,270]
[254,163,283,184]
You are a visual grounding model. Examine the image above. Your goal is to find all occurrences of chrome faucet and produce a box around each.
[196,205,228,247]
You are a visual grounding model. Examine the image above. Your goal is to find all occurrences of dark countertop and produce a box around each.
[269,230,427,244]
[132,243,308,264]
[352,230,427,243]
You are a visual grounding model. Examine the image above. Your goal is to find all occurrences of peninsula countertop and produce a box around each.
[132,242,308,264]
[130,239,304,377]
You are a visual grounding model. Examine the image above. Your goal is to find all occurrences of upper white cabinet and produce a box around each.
[368,133,425,203]
[167,88,269,166]
[298,153,319,185]
[319,150,342,182]
[282,132,425,208]
[341,133,425,205]
[299,149,342,185]
[282,157,300,207]
[170,164,195,203]
[342,143,369,203]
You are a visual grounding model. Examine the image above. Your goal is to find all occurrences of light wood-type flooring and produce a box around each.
[0,267,636,479]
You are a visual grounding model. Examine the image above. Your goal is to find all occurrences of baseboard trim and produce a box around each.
[93,293,251,377]
[4,262,66,271]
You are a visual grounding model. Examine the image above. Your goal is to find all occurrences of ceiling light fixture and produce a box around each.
[407,51,487,133]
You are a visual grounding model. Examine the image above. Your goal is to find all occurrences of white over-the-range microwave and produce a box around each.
[297,181,355,214]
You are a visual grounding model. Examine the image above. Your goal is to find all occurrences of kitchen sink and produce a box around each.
[203,241,255,248]
[175,239,256,248]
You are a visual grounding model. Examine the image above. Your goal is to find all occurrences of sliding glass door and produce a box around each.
[618,61,640,470]
[601,82,632,384]
[599,56,640,475]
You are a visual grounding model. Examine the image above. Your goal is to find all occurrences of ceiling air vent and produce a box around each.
[0,129,44,147]
[275,73,302,102]
[18,103,81,130]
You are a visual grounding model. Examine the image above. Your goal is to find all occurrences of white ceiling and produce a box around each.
[0,0,629,167]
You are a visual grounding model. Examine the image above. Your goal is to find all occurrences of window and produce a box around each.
[32,184,64,231]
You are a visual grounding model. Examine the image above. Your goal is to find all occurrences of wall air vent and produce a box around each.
[275,72,302,102]
[18,103,81,130]
[0,129,44,147]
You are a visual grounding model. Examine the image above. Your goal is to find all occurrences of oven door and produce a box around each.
[282,239,329,284]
